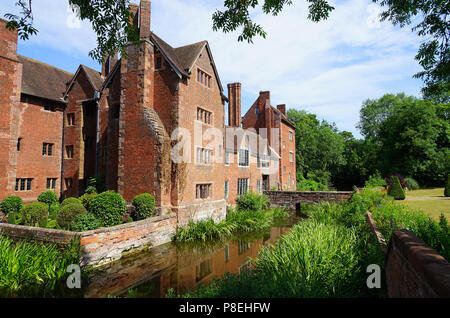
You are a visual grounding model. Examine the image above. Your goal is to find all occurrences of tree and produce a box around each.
[287,109,346,186]
[5,0,138,62]
[387,175,406,200]
[365,94,450,187]
[357,93,416,140]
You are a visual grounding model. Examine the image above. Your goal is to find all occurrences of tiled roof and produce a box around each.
[173,40,207,72]
[18,55,73,103]
[271,105,295,128]
[80,65,104,91]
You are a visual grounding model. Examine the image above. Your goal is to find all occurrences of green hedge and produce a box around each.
[1,195,23,215]
[131,193,155,220]
[235,191,269,212]
[405,177,420,190]
[57,203,87,230]
[37,190,59,206]
[387,176,405,200]
[79,192,98,211]
[70,213,102,232]
[21,202,49,227]
[61,197,82,208]
[89,191,126,227]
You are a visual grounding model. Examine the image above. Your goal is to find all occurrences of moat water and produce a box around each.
[82,212,301,298]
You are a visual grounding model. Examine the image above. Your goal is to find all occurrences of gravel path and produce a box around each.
[406,197,450,201]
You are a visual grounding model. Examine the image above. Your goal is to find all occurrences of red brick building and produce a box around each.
[0,0,296,223]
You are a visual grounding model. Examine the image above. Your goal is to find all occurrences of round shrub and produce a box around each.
[131,193,155,220]
[71,213,102,232]
[37,190,59,206]
[445,174,450,197]
[1,195,23,215]
[405,177,420,191]
[79,192,98,211]
[387,176,406,200]
[21,202,49,226]
[61,197,82,208]
[57,203,87,230]
[49,202,60,220]
[8,212,16,225]
[235,191,270,212]
[89,191,126,227]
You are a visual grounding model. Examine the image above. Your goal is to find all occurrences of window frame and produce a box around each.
[237,178,249,196]
[238,148,249,167]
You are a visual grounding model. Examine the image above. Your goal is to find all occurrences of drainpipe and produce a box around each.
[95,91,101,176]
[60,105,66,199]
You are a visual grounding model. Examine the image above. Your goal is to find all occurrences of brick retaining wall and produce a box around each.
[0,215,177,267]
[385,230,450,298]
[264,190,354,208]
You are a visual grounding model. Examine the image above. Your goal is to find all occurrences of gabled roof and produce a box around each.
[270,105,295,129]
[173,40,207,72]
[18,55,73,103]
[150,33,224,92]
[64,64,104,99]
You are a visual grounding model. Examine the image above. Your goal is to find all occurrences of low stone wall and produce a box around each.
[0,215,177,267]
[385,230,450,298]
[264,190,354,208]
[0,223,78,244]
[80,215,176,267]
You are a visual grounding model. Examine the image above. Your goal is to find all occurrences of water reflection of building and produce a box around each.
[84,226,291,298]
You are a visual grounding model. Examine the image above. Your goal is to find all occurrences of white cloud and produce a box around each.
[0,0,424,136]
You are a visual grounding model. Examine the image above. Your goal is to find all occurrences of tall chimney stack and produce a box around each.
[0,18,18,60]
[139,0,151,39]
[277,104,286,116]
[227,83,242,127]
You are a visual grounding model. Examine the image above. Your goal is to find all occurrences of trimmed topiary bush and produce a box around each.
[49,203,60,220]
[37,190,59,206]
[21,202,49,226]
[61,197,82,208]
[57,203,87,230]
[7,212,16,225]
[405,177,420,190]
[131,193,155,220]
[445,174,450,197]
[79,192,98,211]
[387,176,406,200]
[1,195,23,216]
[89,191,126,227]
[70,213,102,232]
[235,191,270,212]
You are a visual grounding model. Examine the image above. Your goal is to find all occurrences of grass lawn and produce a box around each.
[406,188,445,198]
[400,199,450,222]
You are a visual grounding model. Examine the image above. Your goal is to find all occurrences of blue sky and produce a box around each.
[1,0,424,138]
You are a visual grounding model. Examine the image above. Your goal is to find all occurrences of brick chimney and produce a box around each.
[129,3,139,26]
[228,83,242,127]
[0,19,18,60]
[139,0,151,39]
[259,91,270,109]
[277,104,286,115]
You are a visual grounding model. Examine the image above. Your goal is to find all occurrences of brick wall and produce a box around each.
[80,214,176,267]
[0,215,177,267]
[0,19,21,201]
[264,190,354,208]
[15,95,64,202]
[385,230,450,298]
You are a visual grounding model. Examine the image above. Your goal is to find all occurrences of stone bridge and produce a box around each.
[263,190,354,209]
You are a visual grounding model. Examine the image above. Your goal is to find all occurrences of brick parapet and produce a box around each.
[385,230,450,298]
